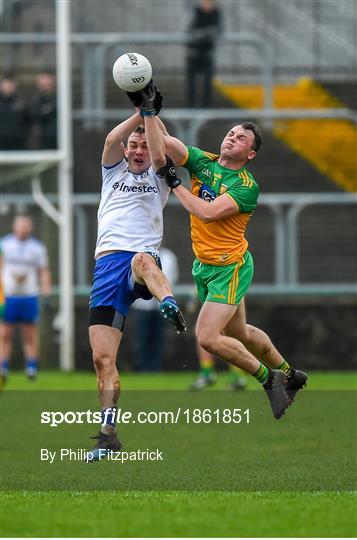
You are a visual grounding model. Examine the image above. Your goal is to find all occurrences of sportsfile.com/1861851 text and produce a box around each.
[40,408,250,427]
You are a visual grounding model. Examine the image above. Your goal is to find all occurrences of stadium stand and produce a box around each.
[214,79,357,192]
[2,0,356,372]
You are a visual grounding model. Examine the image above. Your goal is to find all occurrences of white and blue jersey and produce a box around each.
[1,234,48,323]
[90,160,170,316]
[95,160,170,258]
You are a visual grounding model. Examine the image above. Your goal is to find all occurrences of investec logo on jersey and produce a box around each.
[112,181,158,194]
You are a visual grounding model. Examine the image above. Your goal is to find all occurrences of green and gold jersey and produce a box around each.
[179,146,259,266]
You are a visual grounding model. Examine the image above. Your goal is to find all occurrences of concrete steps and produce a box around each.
[215,78,357,192]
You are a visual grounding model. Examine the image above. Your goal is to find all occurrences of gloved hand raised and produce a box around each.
[140,80,163,117]
[126,90,143,108]
[156,157,182,189]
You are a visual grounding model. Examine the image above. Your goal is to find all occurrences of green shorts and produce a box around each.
[192,251,254,305]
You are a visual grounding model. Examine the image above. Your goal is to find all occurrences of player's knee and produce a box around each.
[1,327,12,341]
[197,329,218,355]
[132,252,153,277]
[92,351,116,374]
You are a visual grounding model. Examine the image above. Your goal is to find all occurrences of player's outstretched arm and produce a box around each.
[162,133,188,166]
[158,158,238,222]
[102,111,143,167]
[144,116,166,171]
[155,116,169,136]
[141,81,166,170]
[174,185,238,222]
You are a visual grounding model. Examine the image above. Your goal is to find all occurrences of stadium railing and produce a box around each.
[72,107,357,146]
[1,31,273,128]
[2,191,356,297]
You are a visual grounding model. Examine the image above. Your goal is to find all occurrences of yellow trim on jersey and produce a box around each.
[177,148,189,167]
[228,261,240,304]
[202,151,220,161]
[191,174,203,187]
[224,192,240,211]
[239,170,254,188]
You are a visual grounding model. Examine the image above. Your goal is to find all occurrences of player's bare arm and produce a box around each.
[102,111,143,166]
[38,267,52,297]
[154,115,169,136]
[144,117,166,170]
[157,156,238,222]
[157,131,238,221]
[174,184,238,222]
[140,81,166,170]
[162,133,188,165]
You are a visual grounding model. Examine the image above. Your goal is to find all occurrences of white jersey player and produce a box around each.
[88,81,186,460]
[0,215,52,384]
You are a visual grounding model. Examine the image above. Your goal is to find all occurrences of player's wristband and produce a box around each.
[156,157,182,189]
[141,108,157,117]
[169,177,181,189]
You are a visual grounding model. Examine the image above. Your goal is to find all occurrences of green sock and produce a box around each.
[202,366,214,378]
[253,362,269,385]
[277,360,290,374]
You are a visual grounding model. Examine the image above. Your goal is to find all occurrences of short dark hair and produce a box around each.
[126,126,145,146]
[241,121,262,152]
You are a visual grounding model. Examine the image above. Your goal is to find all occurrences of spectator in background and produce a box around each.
[0,74,29,150]
[185,0,222,108]
[30,72,57,149]
[131,247,179,371]
[0,216,52,385]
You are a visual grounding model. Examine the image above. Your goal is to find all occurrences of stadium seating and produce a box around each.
[214,78,357,192]
[2,0,355,373]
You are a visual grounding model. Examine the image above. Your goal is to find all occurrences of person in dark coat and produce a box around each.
[31,73,57,149]
[0,75,29,150]
[185,0,222,108]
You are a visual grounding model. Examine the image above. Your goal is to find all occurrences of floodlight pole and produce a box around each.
[56,0,74,370]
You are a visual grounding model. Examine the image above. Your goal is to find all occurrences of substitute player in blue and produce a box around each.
[0,215,52,384]
[88,82,186,459]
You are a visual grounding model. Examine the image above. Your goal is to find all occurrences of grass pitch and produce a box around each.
[1,371,356,537]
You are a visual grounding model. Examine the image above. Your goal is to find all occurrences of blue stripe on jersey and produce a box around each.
[102,160,123,170]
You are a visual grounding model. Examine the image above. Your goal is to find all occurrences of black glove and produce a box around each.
[140,80,163,117]
[156,157,182,189]
[126,90,143,108]
[152,88,163,115]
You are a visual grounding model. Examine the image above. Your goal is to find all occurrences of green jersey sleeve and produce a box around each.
[181,146,219,176]
[181,146,204,175]
[226,181,259,213]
